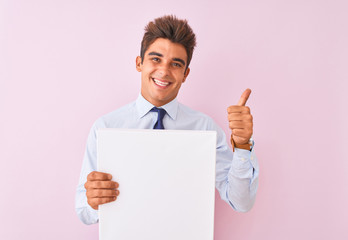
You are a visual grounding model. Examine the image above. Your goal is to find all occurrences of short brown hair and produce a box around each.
[140,15,197,70]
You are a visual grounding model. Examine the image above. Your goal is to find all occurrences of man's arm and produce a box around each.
[75,121,119,224]
[215,88,259,212]
[215,130,259,212]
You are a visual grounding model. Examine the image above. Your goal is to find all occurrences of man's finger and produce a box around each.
[85,180,119,189]
[227,106,250,114]
[237,88,252,106]
[229,121,252,130]
[232,128,253,138]
[87,189,118,198]
[227,113,253,122]
[88,197,117,210]
[87,171,112,181]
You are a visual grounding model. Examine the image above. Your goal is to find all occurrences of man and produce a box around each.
[76,15,259,225]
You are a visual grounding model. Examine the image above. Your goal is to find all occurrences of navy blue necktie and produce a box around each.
[152,107,166,129]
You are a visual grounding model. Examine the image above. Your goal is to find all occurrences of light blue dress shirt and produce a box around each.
[76,94,259,225]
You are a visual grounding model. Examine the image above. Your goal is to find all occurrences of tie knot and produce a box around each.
[153,107,166,119]
[152,107,166,129]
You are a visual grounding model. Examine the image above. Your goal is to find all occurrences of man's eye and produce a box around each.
[152,57,160,62]
[172,62,182,67]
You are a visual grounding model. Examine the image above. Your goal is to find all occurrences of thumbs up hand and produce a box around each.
[227,89,253,151]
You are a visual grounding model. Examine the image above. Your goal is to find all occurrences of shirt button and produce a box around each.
[241,157,246,161]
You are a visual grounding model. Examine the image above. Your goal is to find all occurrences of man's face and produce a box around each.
[136,38,190,107]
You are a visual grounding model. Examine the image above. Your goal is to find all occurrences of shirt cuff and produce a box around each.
[231,143,258,173]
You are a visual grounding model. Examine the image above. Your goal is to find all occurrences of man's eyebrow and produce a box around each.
[173,58,186,66]
[148,52,163,57]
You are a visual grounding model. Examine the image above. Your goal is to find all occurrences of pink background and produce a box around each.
[1,0,347,239]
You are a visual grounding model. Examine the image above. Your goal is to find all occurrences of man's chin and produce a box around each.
[149,95,174,106]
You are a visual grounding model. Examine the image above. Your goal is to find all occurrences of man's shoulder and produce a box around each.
[176,102,218,130]
[94,101,137,128]
[177,102,213,120]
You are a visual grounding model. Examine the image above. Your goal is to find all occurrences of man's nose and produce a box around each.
[157,62,170,77]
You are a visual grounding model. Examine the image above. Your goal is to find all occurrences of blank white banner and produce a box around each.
[97,129,216,240]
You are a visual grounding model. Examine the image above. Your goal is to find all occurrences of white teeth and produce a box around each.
[153,78,169,87]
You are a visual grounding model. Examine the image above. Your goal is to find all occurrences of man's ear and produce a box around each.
[182,67,190,83]
[136,56,142,72]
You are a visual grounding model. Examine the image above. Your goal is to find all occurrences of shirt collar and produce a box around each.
[136,94,178,120]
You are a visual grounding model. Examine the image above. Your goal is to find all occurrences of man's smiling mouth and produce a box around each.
[152,78,170,87]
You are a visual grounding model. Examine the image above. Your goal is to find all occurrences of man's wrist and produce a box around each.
[231,136,253,152]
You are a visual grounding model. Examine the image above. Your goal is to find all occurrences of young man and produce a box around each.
[76,15,259,225]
